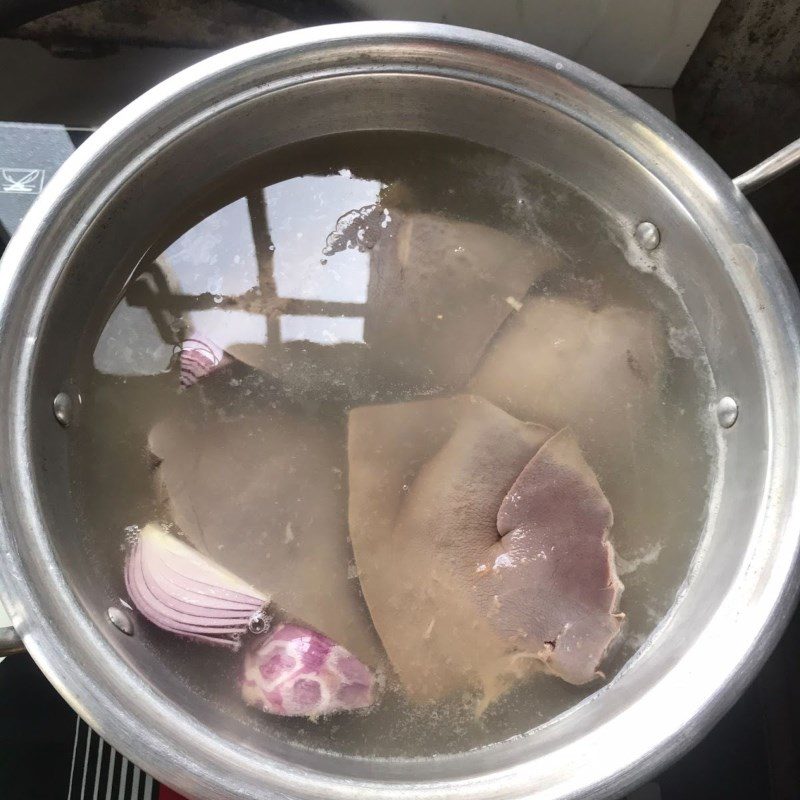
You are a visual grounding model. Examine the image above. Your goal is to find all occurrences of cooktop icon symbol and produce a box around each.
[1,167,45,194]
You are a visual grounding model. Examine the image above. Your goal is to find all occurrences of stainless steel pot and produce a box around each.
[1,22,799,800]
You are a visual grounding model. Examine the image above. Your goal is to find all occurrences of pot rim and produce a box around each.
[1,21,799,800]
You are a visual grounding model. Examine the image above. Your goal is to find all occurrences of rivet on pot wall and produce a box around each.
[635,221,661,251]
[53,392,72,427]
[717,396,739,428]
[107,606,134,636]
[248,610,271,635]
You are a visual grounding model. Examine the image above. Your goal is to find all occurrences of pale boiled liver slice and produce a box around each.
[347,395,622,708]
[469,296,666,466]
[148,391,383,667]
[364,212,559,392]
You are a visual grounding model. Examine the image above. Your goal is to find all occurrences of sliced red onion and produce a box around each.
[125,524,269,649]
[242,623,377,717]
[178,336,231,389]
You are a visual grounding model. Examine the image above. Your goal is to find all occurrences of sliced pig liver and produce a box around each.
[148,391,382,666]
[364,213,559,392]
[348,396,622,707]
[469,296,666,467]
[494,429,622,684]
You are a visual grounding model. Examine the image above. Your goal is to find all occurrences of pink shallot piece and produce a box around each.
[124,524,269,649]
[178,335,231,388]
[242,623,377,717]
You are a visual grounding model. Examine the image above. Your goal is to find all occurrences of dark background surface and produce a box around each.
[668,2,800,795]
[0,1,799,798]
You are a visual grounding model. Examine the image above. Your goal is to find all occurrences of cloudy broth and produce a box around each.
[71,132,717,757]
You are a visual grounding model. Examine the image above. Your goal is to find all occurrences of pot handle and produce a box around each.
[734,136,800,194]
[0,625,24,656]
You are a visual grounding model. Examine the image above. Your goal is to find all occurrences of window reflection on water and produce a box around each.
[94,171,378,375]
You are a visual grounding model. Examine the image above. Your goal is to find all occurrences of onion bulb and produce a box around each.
[125,523,269,649]
[178,336,230,389]
[242,623,377,717]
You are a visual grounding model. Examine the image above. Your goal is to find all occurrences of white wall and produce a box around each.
[349,0,721,87]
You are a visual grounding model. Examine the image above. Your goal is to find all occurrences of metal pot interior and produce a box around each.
[3,25,799,800]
